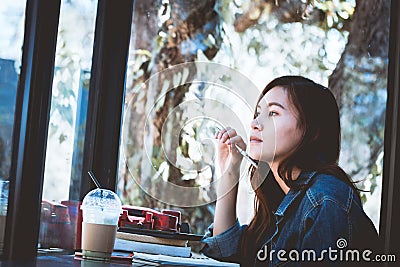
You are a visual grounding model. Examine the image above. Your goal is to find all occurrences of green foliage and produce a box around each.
[312,0,355,29]
[359,151,384,204]
[48,66,76,144]
[151,146,166,170]
[58,133,68,144]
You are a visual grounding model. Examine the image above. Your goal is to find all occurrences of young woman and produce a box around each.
[201,76,379,266]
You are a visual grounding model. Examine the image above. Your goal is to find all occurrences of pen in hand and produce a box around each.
[234,144,258,168]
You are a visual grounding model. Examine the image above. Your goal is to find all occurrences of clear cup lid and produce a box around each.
[81,188,122,213]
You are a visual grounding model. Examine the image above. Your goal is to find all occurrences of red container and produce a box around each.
[61,200,81,250]
[119,205,181,232]
[39,200,73,249]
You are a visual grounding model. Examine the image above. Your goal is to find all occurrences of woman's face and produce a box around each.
[249,86,303,164]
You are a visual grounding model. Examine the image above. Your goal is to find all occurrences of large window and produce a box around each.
[119,0,390,235]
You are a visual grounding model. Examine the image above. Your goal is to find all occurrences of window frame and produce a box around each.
[3,0,133,260]
[379,0,400,259]
[4,0,61,260]
[79,0,134,199]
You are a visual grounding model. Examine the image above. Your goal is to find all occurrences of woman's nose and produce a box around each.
[251,118,262,131]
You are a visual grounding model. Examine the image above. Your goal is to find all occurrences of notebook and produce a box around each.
[114,237,191,258]
[132,252,240,266]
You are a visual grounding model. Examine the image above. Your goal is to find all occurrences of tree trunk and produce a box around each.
[329,0,390,104]
[121,0,220,214]
[328,0,390,185]
[150,0,219,206]
[120,0,161,206]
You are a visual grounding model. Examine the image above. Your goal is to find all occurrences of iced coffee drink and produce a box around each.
[80,188,122,261]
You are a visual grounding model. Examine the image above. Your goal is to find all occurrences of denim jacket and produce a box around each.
[201,171,379,266]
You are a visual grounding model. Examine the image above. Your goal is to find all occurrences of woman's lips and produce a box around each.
[250,136,263,143]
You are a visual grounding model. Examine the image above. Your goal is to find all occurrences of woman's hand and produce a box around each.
[213,127,245,236]
[215,127,246,173]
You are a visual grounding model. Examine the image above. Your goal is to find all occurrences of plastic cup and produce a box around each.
[80,188,122,261]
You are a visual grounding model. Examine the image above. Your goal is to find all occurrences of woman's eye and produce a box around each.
[255,111,260,117]
[268,111,278,116]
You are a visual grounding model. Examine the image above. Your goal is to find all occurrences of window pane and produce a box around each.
[39,0,97,251]
[119,0,389,236]
[0,0,26,255]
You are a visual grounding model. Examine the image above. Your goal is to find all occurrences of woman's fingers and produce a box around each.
[216,126,231,140]
[215,128,246,148]
[216,128,236,143]
[228,136,247,154]
[225,135,240,145]
[221,129,236,143]
[214,127,247,167]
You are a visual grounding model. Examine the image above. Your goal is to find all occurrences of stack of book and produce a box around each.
[114,231,191,258]
[113,229,240,266]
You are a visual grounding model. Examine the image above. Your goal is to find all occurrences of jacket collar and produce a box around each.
[274,171,317,218]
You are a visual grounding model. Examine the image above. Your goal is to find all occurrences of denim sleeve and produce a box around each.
[200,219,247,261]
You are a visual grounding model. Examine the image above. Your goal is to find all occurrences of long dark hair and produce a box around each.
[239,76,361,263]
